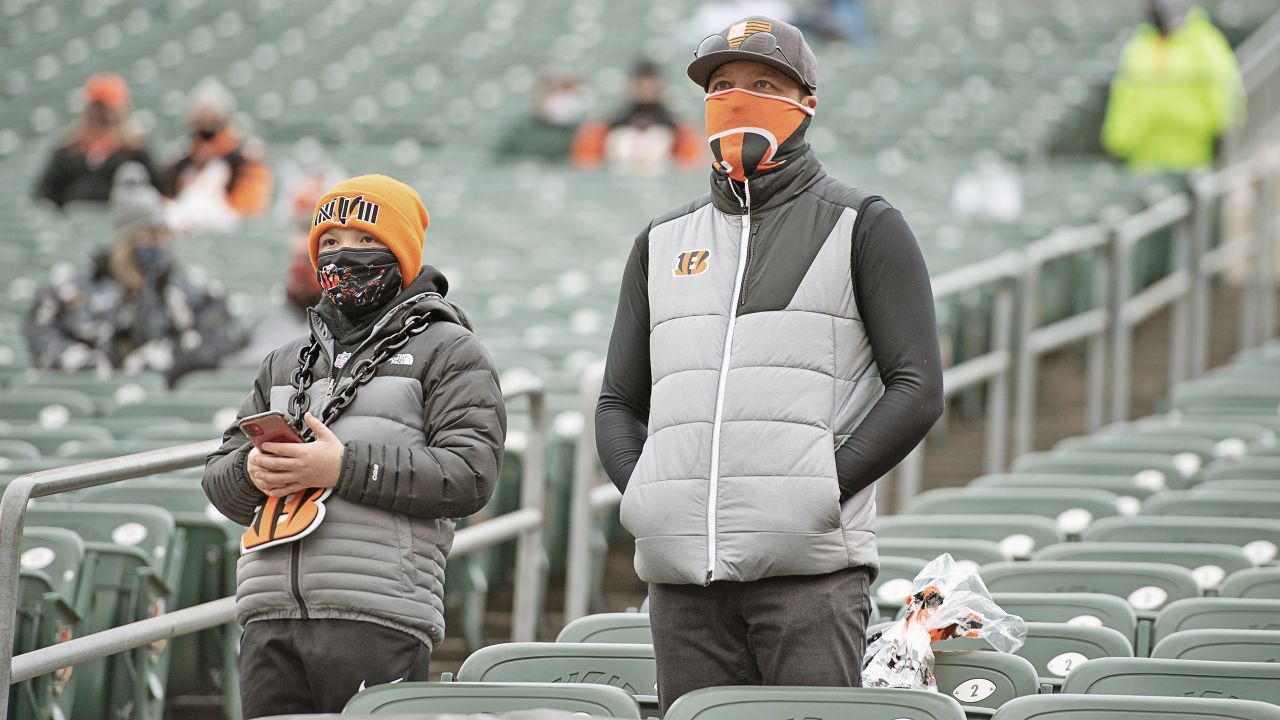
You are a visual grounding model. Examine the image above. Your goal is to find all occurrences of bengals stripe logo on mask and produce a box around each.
[241,487,333,554]
[673,249,711,277]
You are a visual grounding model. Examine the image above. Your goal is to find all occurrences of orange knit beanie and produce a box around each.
[308,174,430,287]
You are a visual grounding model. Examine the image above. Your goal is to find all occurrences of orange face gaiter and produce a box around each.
[705,88,814,182]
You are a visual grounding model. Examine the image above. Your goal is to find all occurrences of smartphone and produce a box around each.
[239,411,304,449]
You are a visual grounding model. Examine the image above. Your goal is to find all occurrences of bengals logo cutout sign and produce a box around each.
[673,250,711,277]
[241,487,333,554]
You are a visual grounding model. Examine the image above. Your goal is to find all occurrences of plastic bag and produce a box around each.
[862,553,1027,691]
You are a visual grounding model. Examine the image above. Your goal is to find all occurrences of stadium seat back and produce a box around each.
[1151,629,1280,662]
[1010,451,1189,490]
[1200,457,1280,482]
[1033,542,1252,593]
[967,473,1159,504]
[556,613,653,644]
[876,515,1063,560]
[457,642,658,712]
[991,694,1280,720]
[3,423,113,456]
[1060,657,1280,705]
[1142,490,1280,521]
[937,622,1132,687]
[664,685,967,720]
[877,537,1007,567]
[341,680,642,717]
[933,650,1039,715]
[1082,517,1280,565]
[1220,567,1280,600]
[1153,598,1280,644]
[989,593,1138,647]
[980,561,1200,616]
[902,488,1119,536]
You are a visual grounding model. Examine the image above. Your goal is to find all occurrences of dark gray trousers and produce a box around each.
[648,566,875,712]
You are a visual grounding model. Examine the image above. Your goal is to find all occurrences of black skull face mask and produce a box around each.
[315,248,403,320]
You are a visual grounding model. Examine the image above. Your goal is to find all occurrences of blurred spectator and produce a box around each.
[950,151,1023,222]
[165,78,273,232]
[24,163,247,384]
[494,70,588,162]
[33,73,161,208]
[572,60,703,176]
[1102,0,1243,172]
[226,172,330,368]
[795,0,875,48]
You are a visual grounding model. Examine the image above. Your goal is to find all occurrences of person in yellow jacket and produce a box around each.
[1102,0,1243,172]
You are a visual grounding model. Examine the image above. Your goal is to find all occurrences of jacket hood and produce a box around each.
[709,145,826,215]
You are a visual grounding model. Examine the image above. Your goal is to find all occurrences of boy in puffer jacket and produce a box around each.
[202,174,506,718]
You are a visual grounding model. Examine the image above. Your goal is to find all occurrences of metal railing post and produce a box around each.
[894,442,924,515]
[1012,258,1041,458]
[1256,155,1278,341]
[1168,213,1193,387]
[985,276,1015,474]
[1240,177,1262,351]
[506,374,548,643]
[1086,248,1110,432]
[1188,177,1214,378]
[565,362,606,624]
[1109,223,1134,423]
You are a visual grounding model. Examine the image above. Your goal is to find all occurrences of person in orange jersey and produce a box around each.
[33,72,161,207]
[165,77,273,230]
[202,174,505,718]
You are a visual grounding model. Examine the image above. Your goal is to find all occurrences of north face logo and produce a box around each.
[314,194,380,227]
[673,250,710,277]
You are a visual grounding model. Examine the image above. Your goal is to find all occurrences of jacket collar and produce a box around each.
[308,265,468,357]
[709,146,825,216]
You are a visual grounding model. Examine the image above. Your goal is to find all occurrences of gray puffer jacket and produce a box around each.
[202,267,506,649]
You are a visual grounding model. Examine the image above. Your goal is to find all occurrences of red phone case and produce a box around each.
[239,411,304,449]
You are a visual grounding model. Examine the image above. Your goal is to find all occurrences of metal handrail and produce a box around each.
[3,380,548,717]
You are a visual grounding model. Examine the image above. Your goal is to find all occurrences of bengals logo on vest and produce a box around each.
[241,488,333,554]
[673,249,711,277]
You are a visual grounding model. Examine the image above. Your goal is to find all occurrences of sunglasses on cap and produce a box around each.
[695,31,799,71]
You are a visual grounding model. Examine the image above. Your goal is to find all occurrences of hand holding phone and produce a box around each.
[239,411,304,450]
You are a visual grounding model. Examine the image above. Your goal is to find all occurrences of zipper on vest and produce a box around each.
[706,181,752,584]
[290,541,308,619]
[737,220,759,308]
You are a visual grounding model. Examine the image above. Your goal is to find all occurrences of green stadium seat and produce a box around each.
[902,487,1120,536]
[991,694,1280,720]
[1033,543,1252,593]
[0,388,96,426]
[1153,598,1280,648]
[871,555,927,615]
[981,561,1200,615]
[1151,629,1280,662]
[1200,457,1280,482]
[1082,517,1280,565]
[1120,417,1278,457]
[989,594,1138,650]
[102,391,246,427]
[1060,657,1280,705]
[14,370,167,403]
[939,622,1133,690]
[1142,490,1280,521]
[877,515,1063,560]
[13,528,85,720]
[1198,479,1280,493]
[53,439,182,460]
[125,421,218,443]
[1220,567,1280,600]
[1011,451,1191,490]
[1167,379,1280,414]
[341,680,642,717]
[80,480,242,704]
[25,504,184,720]
[1054,433,1219,469]
[877,538,1008,567]
[556,613,652,644]
[967,474,1155,516]
[0,438,41,462]
[933,651,1039,718]
[664,686,967,720]
[173,368,257,393]
[1,423,113,456]
[456,642,658,714]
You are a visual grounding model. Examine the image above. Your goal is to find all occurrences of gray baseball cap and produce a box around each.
[687,16,818,93]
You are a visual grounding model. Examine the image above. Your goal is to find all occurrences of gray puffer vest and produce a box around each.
[620,149,883,585]
[203,268,506,648]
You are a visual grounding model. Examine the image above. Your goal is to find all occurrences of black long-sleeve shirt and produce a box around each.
[595,198,944,501]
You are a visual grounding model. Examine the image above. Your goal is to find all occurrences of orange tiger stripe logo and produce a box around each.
[241,487,333,554]
[673,249,711,277]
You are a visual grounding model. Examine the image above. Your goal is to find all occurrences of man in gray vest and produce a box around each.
[595,16,944,710]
